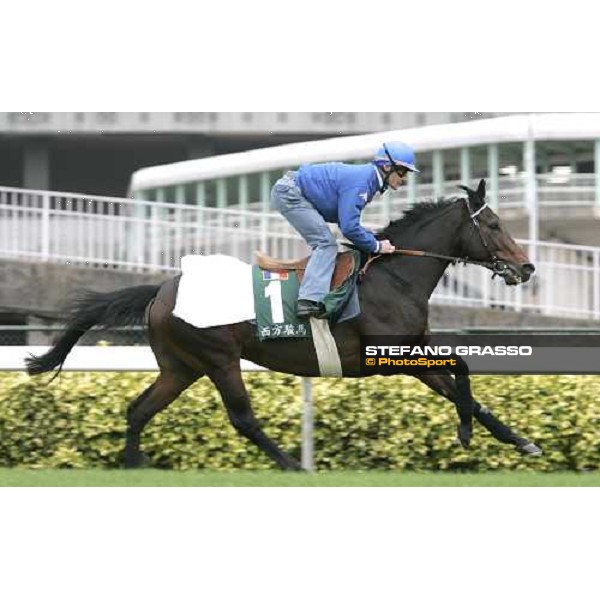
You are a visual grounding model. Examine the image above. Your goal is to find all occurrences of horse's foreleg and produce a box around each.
[124,371,198,468]
[208,365,301,471]
[413,371,542,455]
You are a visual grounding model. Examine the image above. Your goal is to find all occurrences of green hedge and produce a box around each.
[0,372,598,471]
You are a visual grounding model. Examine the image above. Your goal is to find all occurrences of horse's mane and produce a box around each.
[378,197,458,238]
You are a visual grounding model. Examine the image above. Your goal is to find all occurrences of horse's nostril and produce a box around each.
[522,263,536,275]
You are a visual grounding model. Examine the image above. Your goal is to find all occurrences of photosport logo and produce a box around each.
[360,334,600,375]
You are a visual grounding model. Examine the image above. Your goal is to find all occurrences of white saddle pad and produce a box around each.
[173,255,255,328]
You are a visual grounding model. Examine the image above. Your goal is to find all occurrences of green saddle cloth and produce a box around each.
[252,249,362,341]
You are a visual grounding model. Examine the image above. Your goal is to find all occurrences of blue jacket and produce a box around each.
[297,162,381,253]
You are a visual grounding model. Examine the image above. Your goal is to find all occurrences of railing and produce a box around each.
[379,174,598,217]
[2,185,600,320]
[0,186,307,271]
[237,174,598,220]
[434,240,600,319]
[0,326,148,346]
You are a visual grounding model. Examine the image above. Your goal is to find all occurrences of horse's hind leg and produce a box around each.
[208,365,301,471]
[124,370,199,468]
[413,371,542,455]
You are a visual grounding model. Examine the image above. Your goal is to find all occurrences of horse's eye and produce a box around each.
[489,222,500,230]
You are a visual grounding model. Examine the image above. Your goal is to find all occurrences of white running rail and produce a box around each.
[0,185,308,271]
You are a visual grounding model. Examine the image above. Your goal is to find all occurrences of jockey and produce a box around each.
[271,141,419,319]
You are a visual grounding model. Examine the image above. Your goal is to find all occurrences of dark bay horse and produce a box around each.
[26,179,541,470]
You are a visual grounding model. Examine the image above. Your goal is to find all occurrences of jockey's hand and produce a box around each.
[377,239,396,254]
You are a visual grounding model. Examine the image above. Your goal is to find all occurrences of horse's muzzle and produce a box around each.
[495,261,535,285]
[521,263,535,282]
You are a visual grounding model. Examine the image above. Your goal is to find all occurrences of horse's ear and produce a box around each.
[477,179,486,198]
[457,184,471,195]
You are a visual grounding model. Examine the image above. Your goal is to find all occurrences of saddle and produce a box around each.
[255,250,357,291]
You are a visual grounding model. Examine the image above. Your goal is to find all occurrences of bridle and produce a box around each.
[461,196,513,279]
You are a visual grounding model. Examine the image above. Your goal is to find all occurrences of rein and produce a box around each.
[359,248,498,280]
[391,248,494,269]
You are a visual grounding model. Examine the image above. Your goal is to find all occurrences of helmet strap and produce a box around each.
[378,166,392,193]
[378,142,407,192]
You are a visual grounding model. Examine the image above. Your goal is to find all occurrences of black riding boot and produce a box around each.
[296,299,327,319]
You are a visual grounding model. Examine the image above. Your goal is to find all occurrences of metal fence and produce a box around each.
[375,174,597,218]
[2,185,600,320]
[0,326,148,347]
[0,186,307,270]
[434,240,600,319]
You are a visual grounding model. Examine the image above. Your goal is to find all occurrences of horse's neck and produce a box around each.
[382,206,465,299]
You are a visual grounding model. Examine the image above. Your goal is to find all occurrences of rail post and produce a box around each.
[301,377,314,472]
[41,192,50,261]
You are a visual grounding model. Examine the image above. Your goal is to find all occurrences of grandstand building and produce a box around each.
[0,112,507,197]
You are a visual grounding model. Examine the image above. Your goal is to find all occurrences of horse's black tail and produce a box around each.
[25,284,161,378]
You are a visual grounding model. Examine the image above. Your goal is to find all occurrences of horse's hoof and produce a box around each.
[456,425,471,450]
[282,459,303,472]
[123,451,150,469]
[518,442,543,457]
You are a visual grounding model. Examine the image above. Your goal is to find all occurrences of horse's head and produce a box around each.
[457,179,535,285]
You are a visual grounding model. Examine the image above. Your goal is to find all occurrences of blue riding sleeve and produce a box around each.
[337,187,378,253]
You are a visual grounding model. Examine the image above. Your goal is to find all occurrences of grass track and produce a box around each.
[1,468,599,487]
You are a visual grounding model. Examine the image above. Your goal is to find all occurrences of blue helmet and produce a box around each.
[373,142,419,173]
